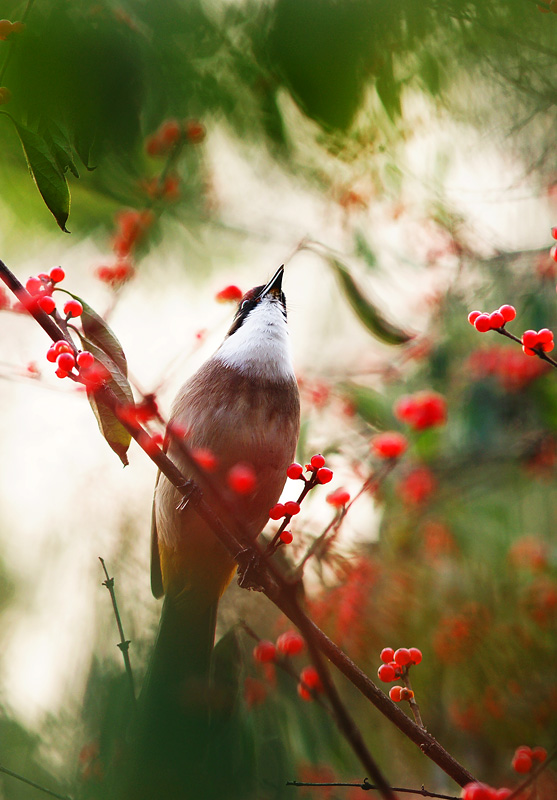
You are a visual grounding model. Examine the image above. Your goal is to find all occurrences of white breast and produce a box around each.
[214,298,295,382]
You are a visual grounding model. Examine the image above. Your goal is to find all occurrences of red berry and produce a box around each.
[38,295,56,314]
[522,330,539,348]
[552,226,557,239]
[57,352,75,372]
[461,783,494,800]
[468,310,482,325]
[215,284,243,303]
[531,746,547,762]
[523,345,536,357]
[371,431,408,459]
[284,501,301,516]
[310,453,326,469]
[49,267,65,283]
[326,488,350,507]
[227,463,257,494]
[380,647,395,663]
[159,119,181,146]
[26,276,43,295]
[191,447,218,472]
[489,311,504,329]
[498,304,516,322]
[537,327,553,343]
[64,299,83,318]
[77,351,95,369]
[541,341,554,353]
[400,688,414,700]
[389,686,403,702]
[276,631,305,656]
[394,648,412,666]
[269,503,286,520]
[286,462,304,480]
[55,368,68,379]
[408,647,422,665]
[253,640,276,663]
[474,314,492,333]
[512,751,532,773]
[297,683,312,701]
[492,790,512,800]
[378,664,396,682]
[46,347,57,363]
[54,340,72,355]
[280,530,293,544]
[184,119,206,142]
[300,666,323,692]
[316,467,333,484]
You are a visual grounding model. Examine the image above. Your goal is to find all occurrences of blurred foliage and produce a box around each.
[1,0,557,799]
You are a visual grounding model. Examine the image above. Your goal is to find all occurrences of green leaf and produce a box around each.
[65,291,128,377]
[375,55,401,121]
[41,121,80,179]
[329,258,412,345]
[11,119,70,232]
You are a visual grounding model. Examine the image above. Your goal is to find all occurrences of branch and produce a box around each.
[99,557,136,706]
[287,780,459,799]
[0,762,72,800]
[0,258,476,792]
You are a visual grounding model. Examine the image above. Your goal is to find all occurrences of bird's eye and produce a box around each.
[241,300,249,310]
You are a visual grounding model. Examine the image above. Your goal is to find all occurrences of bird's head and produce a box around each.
[215,265,294,381]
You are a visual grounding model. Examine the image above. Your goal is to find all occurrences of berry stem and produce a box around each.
[286,780,459,800]
[504,744,557,800]
[401,671,425,730]
[267,471,320,553]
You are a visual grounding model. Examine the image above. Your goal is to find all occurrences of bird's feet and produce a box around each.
[236,548,265,592]
[175,480,202,512]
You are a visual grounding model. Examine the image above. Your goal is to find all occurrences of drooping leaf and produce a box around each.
[65,291,128,377]
[83,344,133,466]
[41,121,80,178]
[375,55,401,121]
[329,258,412,345]
[11,118,70,232]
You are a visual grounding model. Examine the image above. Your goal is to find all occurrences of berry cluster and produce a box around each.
[326,487,350,507]
[467,346,549,391]
[468,305,516,332]
[94,209,153,290]
[145,118,206,157]
[521,328,554,356]
[141,174,180,202]
[46,340,96,381]
[377,646,422,703]
[461,782,512,800]
[252,629,306,663]
[394,390,447,430]
[370,431,408,459]
[297,666,324,701]
[511,745,547,773]
[23,267,65,313]
[267,455,335,546]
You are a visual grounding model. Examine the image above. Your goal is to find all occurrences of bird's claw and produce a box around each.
[236,548,265,591]
[176,480,202,512]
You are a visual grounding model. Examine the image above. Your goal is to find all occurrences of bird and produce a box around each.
[127,265,300,799]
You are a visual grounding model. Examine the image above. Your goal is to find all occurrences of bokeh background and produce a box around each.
[0,0,556,797]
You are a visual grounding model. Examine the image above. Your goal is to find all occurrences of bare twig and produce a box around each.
[0,762,72,800]
[287,779,459,799]
[99,557,136,706]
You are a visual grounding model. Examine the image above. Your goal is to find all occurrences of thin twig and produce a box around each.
[0,763,72,800]
[99,557,136,706]
[400,672,425,730]
[287,780,459,799]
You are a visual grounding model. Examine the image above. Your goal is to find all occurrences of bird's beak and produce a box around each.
[260,265,284,299]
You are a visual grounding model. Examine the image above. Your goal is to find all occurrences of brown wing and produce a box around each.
[150,470,164,598]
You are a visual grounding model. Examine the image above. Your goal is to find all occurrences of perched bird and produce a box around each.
[128,265,299,799]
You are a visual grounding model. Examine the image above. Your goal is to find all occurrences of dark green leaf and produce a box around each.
[375,55,401,121]
[65,291,128,377]
[329,258,412,345]
[11,119,70,232]
[354,230,378,270]
[41,121,80,178]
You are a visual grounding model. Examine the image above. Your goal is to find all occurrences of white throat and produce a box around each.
[214,299,295,382]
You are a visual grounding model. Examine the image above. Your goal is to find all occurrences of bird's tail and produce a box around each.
[122,589,218,800]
